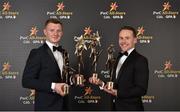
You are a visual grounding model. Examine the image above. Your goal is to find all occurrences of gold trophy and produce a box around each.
[105,44,116,90]
[62,50,70,94]
[73,35,87,86]
[87,31,101,83]
[73,28,102,86]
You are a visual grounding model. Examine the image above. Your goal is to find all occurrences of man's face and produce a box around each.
[119,29,137,52]
[44,23,63,44]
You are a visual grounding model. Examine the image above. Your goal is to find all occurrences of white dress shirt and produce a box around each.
[46,40,64,90]
[115,48,135,79]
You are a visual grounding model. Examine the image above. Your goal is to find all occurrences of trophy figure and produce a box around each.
[62,50,70,95]
[105,44,116,90]
[89,34,102,83]
[73,38,87,86]
[72,28,102,86]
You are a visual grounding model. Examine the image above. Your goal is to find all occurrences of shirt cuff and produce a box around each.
[51,82,56,91]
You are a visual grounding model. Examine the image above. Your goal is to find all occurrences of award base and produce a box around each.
[63,84,69,95]
[107,81,114,90]
[70,74,85,86]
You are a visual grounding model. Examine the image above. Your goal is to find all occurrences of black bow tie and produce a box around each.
[53,46,64,52]
[119,51,128,57]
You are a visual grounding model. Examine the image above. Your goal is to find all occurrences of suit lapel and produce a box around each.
[116,50,137,81]
[43,43,61,72]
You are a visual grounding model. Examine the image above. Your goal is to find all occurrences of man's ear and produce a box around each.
[43,29,46,36]
[134,37,137,44]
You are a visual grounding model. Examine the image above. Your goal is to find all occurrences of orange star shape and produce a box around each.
[163,2,171,11]
[110,2,118,11]
[164,60,172,70]
[2,62,11,72]
[30,27,38,37]
[2,2,11,11]
[56,2,65,11]
[137,26,145,36]
[84,87,93,96]
[84,27,92,35]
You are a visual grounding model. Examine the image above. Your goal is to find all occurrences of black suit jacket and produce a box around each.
[22,43,67,111]
[112,49,149,111]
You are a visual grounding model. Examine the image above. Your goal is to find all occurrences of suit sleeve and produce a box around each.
[117,57,149,98]
[22,49,52,92]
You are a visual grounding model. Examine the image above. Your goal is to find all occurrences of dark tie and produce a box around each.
[118,51,128,57]
[53,46,64,52]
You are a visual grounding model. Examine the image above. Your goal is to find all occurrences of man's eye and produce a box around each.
[57,30,62,33]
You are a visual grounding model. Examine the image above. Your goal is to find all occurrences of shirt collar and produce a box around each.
[46,40,59,52]
[127,48,135,56]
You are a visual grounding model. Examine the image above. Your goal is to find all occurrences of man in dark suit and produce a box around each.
[22,19,68,111]
[89,26,149,111]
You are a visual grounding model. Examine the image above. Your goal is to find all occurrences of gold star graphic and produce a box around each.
[84,87,93,96]
[164,60,172,70]
[137,26,145,36]
[2,2,11,11]
[29,27,38,37]
[2,62,11,72]
[56,2,65,11]
[110,2,118,11]
[163,2,171,11]
[84,27,92,35]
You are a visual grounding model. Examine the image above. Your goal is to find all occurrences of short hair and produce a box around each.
[119,26,137,37]
[44,18,63,27]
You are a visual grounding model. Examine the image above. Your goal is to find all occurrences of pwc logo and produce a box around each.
[100,2,126,20]
[154,60,180,78]
[0,62,19,80]
[47,2,73,19]
[0,1,19,19]
[153,1,179,19]
[136,26,153,44]
[19,26,45,44]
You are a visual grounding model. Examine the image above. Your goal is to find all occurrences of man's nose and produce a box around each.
[54,32,58,36]
[120,39,125,43]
